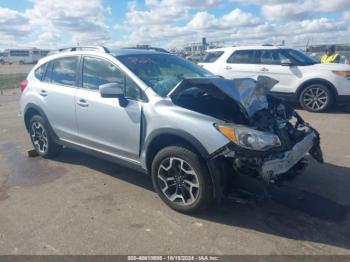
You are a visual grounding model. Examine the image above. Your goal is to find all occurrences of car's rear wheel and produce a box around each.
[29,115,62,158]
[299,84,333,112]
[151,146,213,213]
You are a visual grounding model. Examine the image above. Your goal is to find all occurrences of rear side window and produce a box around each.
[202,51,224,63]
[51,57,78,86]
[34,63,47,80]
[227,50,256,64]
[43,61,53,82]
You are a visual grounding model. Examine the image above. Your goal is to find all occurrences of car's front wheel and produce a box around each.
[299,84,333,112]
[29,115,62,158]
[151,146,213,213]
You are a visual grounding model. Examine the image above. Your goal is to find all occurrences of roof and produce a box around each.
[47,46,168,57]
[111,48,168,56]
[36,47,171,66]
[206,45,288,52]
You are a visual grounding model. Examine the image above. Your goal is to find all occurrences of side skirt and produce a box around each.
[58,139,147,174]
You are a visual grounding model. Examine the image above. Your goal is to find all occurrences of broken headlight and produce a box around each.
[215,123,281,151]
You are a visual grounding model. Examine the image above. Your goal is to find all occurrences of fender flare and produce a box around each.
[143,128,210,163]
[296,78,338,99]
[23,103,59,141]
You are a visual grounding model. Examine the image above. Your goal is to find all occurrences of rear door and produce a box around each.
[199,51,224,74]
[256,49,301,93]
[75,56,143,162]
[39,56,79,141]
[219,49,258,79]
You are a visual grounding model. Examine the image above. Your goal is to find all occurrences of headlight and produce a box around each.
[333,71,350,80]
[215,123,281,151]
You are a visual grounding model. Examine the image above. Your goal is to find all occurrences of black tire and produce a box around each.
[299,83,333,112]
[151,146,213,213]
[29,115,62,158]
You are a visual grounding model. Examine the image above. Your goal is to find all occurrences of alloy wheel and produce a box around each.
[157,157,200,206]
[31,121,48,154]
[302,87,328,111]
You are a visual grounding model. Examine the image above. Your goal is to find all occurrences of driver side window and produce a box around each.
[82,56,142,100]
[258,50,289,65]
[83,56,124,90]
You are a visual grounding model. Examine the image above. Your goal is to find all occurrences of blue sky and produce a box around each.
[0,0,349,50]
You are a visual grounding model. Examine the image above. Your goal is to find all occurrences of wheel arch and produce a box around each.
[296,78,338,100]
[23,103,58,141]
[143,129,228,202]
[144,129,210,174]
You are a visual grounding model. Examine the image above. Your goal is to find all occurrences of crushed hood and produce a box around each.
[168,76,279,118]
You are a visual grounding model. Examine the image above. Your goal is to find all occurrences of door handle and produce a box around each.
[224,66,232,70]
[39,90,47,97]
[260,67,269,72]
[77,99,89,107]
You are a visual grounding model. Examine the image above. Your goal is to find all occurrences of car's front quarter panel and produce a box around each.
[296,65,350,96]
[140,97,230,169]
[329,74,350,97]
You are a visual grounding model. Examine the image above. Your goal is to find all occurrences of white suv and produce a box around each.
[199,46,350,112]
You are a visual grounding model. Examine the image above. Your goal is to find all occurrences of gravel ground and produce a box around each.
[0,88,349,255]
[0,64,34,75]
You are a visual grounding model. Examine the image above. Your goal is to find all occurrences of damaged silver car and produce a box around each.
[20,47,323,213]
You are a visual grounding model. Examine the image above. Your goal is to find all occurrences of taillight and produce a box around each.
[19,80,28,92]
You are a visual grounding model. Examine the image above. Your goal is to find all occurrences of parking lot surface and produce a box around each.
[0,88,350,255]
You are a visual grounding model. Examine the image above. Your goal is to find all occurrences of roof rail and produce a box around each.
[49,46,110,55]
[121,46,169,53]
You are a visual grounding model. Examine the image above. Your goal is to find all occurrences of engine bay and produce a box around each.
[170,77,323,183]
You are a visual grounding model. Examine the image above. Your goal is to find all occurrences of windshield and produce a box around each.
[117,53,213,96]
[282,49,317,65]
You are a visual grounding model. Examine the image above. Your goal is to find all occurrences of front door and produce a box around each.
[256,49,302,93]
[75,56,144,162]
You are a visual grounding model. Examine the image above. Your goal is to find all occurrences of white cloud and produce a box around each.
[231,0,350,21]
[125,4,188,26]
[262,3,310,21]
[26,0,110,46]
[342,10,350,20]
[260,0,350,21]
[113,0,260,48]
[0,7,31,46]
[1,0,349,50]
[146,0,223,8]
[188,9,260,29]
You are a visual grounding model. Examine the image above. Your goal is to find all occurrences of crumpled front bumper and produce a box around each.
[261,131,315,178]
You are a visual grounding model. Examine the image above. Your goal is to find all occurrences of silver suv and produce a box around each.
[20,46,323,213]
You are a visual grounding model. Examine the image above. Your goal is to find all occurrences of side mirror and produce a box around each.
[281,59,293,66]
[99,83,124,98]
